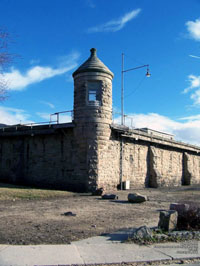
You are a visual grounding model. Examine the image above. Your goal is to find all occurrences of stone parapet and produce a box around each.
[111,124,200,153]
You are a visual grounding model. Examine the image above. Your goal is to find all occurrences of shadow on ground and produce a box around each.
[101,228,137,242]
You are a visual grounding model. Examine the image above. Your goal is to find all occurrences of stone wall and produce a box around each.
[0,125,88,191]
[98,133,149,190]
[184,152,200,185]
[0,123,200,192]
[98,138,120,190]
[96,127,200,191]
[123,142,149,188]
[149,146,183,187]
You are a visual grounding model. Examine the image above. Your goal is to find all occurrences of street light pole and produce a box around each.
[120,53,151,190]
[121,53,150,126]
[121,53,124,125]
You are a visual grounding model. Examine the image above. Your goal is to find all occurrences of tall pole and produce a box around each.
[121,53,124,125]
[120,53,124,190]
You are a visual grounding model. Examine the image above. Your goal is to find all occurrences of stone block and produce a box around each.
[170,203,190,215]
[158,210,178,231]
[130,226,153,240]
[101,194,118,200]
[128,193,147,203]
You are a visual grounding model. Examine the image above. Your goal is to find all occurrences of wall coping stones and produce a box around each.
[0,123,75,137]
[111,124,200,153]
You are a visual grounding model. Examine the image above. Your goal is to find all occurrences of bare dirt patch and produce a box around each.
[0,185,200,245]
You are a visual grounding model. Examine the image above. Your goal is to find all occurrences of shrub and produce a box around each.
[177,202,200,230]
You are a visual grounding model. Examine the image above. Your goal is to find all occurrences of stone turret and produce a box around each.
[73,48,114,192]
[73,48,113,124]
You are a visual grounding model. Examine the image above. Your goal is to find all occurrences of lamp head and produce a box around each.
[146,66,151,77]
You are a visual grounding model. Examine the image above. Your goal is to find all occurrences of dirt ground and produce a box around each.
[0,185,200,245]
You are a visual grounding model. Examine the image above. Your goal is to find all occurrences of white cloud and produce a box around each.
[184,20,200,106]
[183,75,200,106]
[0,106,32,125]
[186,18,200,41]
[114,113,178,133]
[37,112,72,123]
[189,54,200,59]
[183,74,200,94]
[57,52,80,68]
[180,114,200,121]
[40,101,55,109]
[36,112,51,121]
[191,89,200,105]
[88,8,141,33]
[113,112,200,146]
[1,52,80,91]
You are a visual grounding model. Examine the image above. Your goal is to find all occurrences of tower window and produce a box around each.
[87,81,101,106]
[89,90,97,101]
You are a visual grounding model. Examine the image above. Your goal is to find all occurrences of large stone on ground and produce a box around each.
[102,194,118,200]
[128,193,147,203]
[170,203,189,215]
[130,226,153,240]
[158,210,178,231]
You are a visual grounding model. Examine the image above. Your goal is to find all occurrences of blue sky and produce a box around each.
[1,0,200,144]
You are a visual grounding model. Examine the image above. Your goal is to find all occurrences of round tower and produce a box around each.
[72,48,114,192]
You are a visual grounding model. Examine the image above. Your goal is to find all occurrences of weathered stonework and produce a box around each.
[184,152,200,185]
[123,142,149,188]
[73,49,113,192]
[98,139,120,190]
[0,125,88,191]
[149,146,183,187]
[0,48,200,192]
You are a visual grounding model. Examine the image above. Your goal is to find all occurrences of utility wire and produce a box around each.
[124,74,146,98]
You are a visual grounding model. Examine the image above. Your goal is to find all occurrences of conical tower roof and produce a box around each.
[73,48,114,78]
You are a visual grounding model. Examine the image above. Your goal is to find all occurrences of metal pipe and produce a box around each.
[121,53,124,125]
[120,136,123,190]
[122,64,149,73]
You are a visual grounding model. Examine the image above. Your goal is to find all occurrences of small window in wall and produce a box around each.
[87,81,101,106]
[89,89,97,101]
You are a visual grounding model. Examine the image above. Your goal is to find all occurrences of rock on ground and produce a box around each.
[170,203,190,215]
[102,194,118,200]
[158,210,178,231]
[128,193,147,203]
[130,226,153,240]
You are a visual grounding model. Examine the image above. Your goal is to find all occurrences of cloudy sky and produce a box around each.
[1,0,200,145]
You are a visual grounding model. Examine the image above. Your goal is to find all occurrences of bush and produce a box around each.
[177,203,200,230]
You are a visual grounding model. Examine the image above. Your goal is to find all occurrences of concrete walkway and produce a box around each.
[0,229,199,266]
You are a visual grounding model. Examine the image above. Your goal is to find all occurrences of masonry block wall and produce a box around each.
[96,127,200,191]
[98,139,149,190]
[98,138,120,190]
[0,125,200,191]
[149,146,183,187]
[184,152,200,185]
[0,125,89,191]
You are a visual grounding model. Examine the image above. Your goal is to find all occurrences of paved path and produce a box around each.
[0,229,199,266]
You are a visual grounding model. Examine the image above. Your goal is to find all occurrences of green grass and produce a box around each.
[0,183,75,200]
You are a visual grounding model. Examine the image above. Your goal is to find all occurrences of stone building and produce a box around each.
[0,48,200,192]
